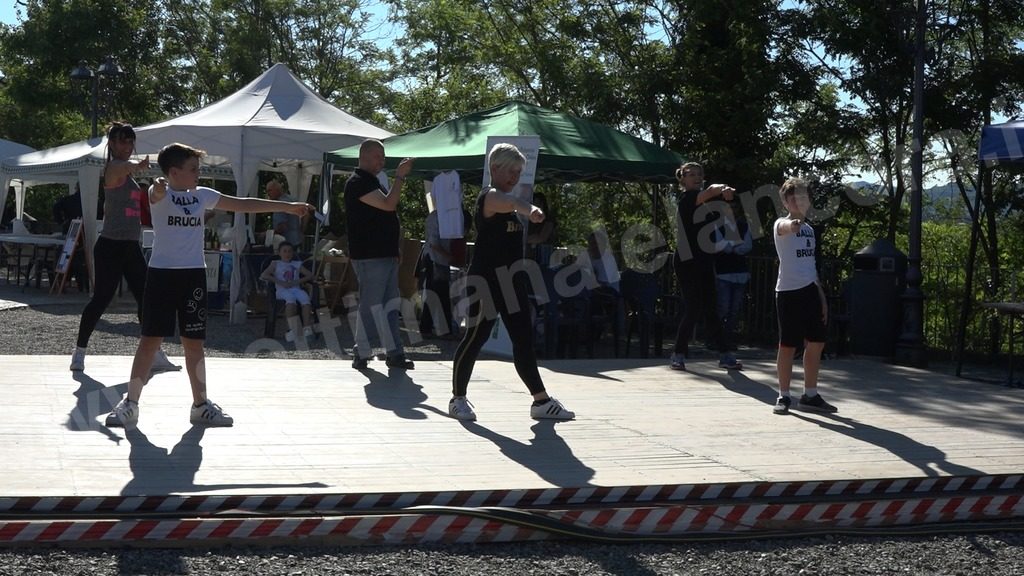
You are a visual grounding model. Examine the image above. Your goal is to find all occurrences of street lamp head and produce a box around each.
[97,57,122,77]
[69,61,94,81]
[69,57,122,140]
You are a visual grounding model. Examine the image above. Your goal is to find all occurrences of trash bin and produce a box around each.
[848,239,907,357]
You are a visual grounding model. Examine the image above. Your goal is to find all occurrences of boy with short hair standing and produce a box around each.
[105,143,312,429]
[772,177,837,415]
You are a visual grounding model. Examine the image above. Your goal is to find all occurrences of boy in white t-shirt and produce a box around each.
[772,177,837,415]
[105,143,312,430]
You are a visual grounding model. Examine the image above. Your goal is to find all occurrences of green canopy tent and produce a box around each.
[320,101,683,359]
[323,100,683,184]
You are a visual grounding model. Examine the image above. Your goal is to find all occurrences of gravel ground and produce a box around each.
[3,533,1024,575]
[3,285,1023,574]
[0,288,461,361]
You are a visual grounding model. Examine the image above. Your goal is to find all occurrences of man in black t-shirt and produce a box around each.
[343,139,415,370]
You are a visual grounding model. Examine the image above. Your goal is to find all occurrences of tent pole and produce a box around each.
[312,161,333,280]
[0,175,10,229]
[652,184,659,232]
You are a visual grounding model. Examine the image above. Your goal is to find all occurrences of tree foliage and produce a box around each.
[1,0,1024,354]
[0,0,166,146]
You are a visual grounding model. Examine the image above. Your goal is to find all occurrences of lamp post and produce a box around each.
[69,57,123,139]
[895,0,928,367]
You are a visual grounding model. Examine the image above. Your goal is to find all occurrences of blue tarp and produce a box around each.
[979,119,1024,167]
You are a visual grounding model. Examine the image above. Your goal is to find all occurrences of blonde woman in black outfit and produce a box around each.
[448,144,574,422]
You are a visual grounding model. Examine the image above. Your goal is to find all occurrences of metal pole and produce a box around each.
[895,0,928,367]
[90,77,99,139]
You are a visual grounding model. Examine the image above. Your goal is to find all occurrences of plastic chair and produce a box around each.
[549,266,621,358]
[621,269,679,358]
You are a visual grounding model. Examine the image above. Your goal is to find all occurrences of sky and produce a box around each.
[0,4,18,27]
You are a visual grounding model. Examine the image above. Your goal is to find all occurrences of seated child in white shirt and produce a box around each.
[260,241,315,341]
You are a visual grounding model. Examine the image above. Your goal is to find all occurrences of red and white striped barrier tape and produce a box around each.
[3,474,1021,517]
[3,475,1024,546]
[1,494,1023,545]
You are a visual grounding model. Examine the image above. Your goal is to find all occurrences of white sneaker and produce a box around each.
[448,396,477,421]
[190,400,234,427]
[285,329,295,342]
[105,398,139,430]
[69,347,86,371]
[531,397,575,420]
[151,350,182,373]
[303,326,315,339]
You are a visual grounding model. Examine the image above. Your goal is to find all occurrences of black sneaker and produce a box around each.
[773,396,791,415]
[798,393,838,413]
[718,356,743,370]
[351,356,369,369]
[385,355,415,370]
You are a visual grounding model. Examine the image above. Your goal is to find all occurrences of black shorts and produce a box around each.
[141,268,208,339]
[776,282,827,348]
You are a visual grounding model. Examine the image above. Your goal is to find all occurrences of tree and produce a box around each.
[926,0,1024,360]
[797,0,921,242]
[286,0,396,125]
[0,0,168,146]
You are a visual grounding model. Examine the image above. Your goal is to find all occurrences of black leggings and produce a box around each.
[76,237,147,348]
[452,273,545,397]
[673,257,724,356]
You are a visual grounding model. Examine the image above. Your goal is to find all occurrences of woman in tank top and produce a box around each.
[69,122,179,374]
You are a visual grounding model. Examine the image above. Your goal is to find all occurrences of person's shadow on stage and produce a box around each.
[790,412,984,477]
[114,427,326,576]
[66,372,128,444]
[360,368,448,420]
[462,420,596,488]
[719,371,983,477]
[120,426,327,496]
[719,369,780,405]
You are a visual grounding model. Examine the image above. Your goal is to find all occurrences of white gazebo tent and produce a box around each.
[0,138,233,282]
[133,63,392,321]
[134,62,393,210]
[0,63,391,321]
[0,138,40,231]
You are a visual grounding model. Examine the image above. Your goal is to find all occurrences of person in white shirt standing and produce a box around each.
[104,143,312,430]
[772,177,837,415]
